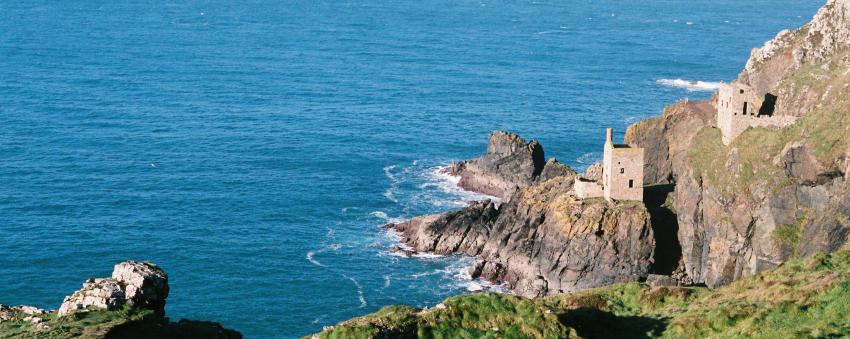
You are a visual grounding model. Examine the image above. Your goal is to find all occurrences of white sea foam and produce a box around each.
[437,258,511,293]
[311,315,327,324]
[383,165,401,203]
[656,78,721,92]
[371,211,407,224]
[625,115,644,124]
[306,251,325,267]
[413,252,445,259]
[345,276,367,308]
[424,166,500,207]
[383,275,392,288]
[383,165,399,180]
[383,188,398,203]
[576,152,601,165]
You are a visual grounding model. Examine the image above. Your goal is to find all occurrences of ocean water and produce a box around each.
[0,1,822,337]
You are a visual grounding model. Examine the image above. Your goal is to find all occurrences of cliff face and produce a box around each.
[394,158,655,298]
[740,0,850,118]
[627,0,850,288]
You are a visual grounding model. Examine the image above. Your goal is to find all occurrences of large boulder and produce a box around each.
[58,261,168,316]
[112,261,169,314]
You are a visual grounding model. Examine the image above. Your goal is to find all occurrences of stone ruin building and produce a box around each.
[716,82,795,145]
[575,128,644,202]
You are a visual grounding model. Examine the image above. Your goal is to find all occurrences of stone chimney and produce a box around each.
[605,128,613,145]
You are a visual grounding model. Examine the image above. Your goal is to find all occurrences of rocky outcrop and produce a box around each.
[112,261,169,315]
[446,131,574,200]
[0,261,240,338]
[59,261,168,316]
[625,98,716,186]
[390,174,655,297]
[740,0,850,117]
[58,278,126,316]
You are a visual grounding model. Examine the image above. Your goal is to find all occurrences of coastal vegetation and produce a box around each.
[313,250,850,338]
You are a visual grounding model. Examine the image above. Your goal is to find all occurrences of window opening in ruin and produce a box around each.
[743,102,748,115]
[629,180,634,188]
[759,93,777,117]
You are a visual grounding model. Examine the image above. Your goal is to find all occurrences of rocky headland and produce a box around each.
[318,0,850,336]
[0,261,240,338]
[442,131,574,201]
[390,132,658,297]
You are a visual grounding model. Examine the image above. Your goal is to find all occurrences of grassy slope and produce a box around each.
[0,306,155,339]
[687,46,850,201]
[0,305,240,339]
[312,251,850,338]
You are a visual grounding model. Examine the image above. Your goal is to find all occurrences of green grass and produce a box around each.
[0,305,240,339]
[0,305,155,339]
[313,251,850,339]
[686,99,850,200]
[771,210,810,258]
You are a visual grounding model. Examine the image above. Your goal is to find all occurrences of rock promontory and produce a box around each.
[0,261,240,338]
[392,136,656,297]
[445,131,574,200]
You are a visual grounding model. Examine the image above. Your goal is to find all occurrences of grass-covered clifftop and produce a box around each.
[311,250,850,338]
[0,305,240,339]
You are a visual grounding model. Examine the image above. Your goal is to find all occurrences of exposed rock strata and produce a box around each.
[446,131,574,200]
[390,174,655,297]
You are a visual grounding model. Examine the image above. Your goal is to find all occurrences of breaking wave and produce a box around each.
[656,78,721,92]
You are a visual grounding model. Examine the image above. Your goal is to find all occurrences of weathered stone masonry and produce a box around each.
[576,128,644,202]
[716,82,795,145]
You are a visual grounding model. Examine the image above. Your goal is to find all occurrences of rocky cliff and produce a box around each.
[315,1,850,335]
[0,261,240,338]
[391,132,656,297]
[445,131,574,201]
[626,0,850,288]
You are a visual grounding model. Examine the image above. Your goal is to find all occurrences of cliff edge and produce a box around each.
[0,261,241,339]
[627,0,850,288]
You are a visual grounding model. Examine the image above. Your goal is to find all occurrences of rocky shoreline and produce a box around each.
[380,0,850,298]
[315,0,850,335]
[385,132,670,297]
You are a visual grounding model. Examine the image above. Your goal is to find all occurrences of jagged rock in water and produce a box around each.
[390,175,655,297]
[59,261,169,316]
[446,131,574,200]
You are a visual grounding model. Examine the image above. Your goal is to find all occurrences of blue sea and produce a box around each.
[0,1,822,337]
